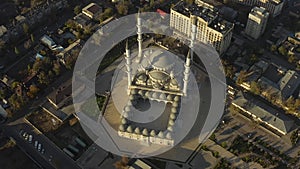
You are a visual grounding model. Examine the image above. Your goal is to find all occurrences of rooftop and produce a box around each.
[172,1,233,34]
[82,3,102,15]
[232,92,294,135]
[250,6,269,18]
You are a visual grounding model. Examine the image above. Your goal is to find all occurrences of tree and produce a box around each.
[37,71,49,85]
[116,2,129,15]
[250,81,261,95]
[236,70,247,84]
[288,54,296,63]
[285,97,295,110]
[32,58,42,72]
[52,61,61,75]
[114,156,128,169]
[14,46,20,55]
[0,39,5,50]
[270,45,277,52]
[74,5,81,15]
[22,23,29,35]
[8,94,24,110]
[27,85,39,99]
[30,34,35,42]
[278,46,287,56]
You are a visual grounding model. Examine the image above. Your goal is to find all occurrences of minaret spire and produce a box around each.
[190,16,197,62]
[125,39,132,95]
[136,10,143,63]
[183,50,191,96]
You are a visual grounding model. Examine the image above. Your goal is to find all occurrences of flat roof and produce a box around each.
[172,1,234,34]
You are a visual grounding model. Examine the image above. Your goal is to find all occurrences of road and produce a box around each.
[3,120,81,169]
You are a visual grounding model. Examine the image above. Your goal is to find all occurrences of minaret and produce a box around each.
[136,10,143,63]
[125,40,132,95]
[190,16,197,62]
[183,50,191,96]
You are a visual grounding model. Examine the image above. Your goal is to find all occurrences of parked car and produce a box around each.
[34,141,38,148]
[37,143,42,151]
[28,135,33,143]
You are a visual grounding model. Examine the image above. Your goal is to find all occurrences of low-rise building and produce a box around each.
[82,3,102,19]
[232,92,294,135]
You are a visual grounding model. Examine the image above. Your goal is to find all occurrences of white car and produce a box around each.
[37,143,42,151]
[34,141,38,148]
[28,135,33,143]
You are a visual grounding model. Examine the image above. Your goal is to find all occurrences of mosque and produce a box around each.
[116,12,198,146]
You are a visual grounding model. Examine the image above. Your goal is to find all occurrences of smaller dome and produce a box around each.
[119,125,125,131]
[174,96,180,102]
[127,125,133,133]
[170,113,176,120]
[152,92,158,99]
[167,126,173,132]
[142,129,148,136]
[171,107,177,113]
[158,131,164,138]
[172,101,179,107]
[129,95,135,100]
[150,130,156,137]
[137,73,147,81]
[166,132,172,139]
[170,79,178,85]
[121,118,127,124]
[148,70,170,83]
[123,112,129,118]
[159,93,166,100]
[134,127,140,134]
[124,106,131,112]
[167,94,173,101]
[138,90,144,96]
[131,89,138,94]
[169,119,175,126]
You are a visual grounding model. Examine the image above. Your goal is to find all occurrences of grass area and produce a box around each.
[81,95,107,118]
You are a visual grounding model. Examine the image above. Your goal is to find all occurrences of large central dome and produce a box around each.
[141,47,184,76]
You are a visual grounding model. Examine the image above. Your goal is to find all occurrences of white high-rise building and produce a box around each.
[170,1,234,55]
[229,0,283,17]
[245,7,269,39]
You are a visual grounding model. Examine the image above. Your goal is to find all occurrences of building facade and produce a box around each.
[170,1,234,55]
[230,0,283,17]
[245,6,269,39]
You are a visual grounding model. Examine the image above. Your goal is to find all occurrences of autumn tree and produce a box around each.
[114,156,129,169]
[38,71,50,85]
[236,70,247,84]
[250,81,261,95]
[27,85,39,99]
[74,5,81,15]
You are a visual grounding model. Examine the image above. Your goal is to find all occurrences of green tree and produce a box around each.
[22,23,29,34]
[74,5,81,15]
[38,71,50,85]
[278,46,287,56]
[250,81,261,95]
[270,45,277,52]
[14,46,20,55]
[52,61,61,76]
[116,2,129,15]
[30,34,34,42]
[8,94,24,110]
